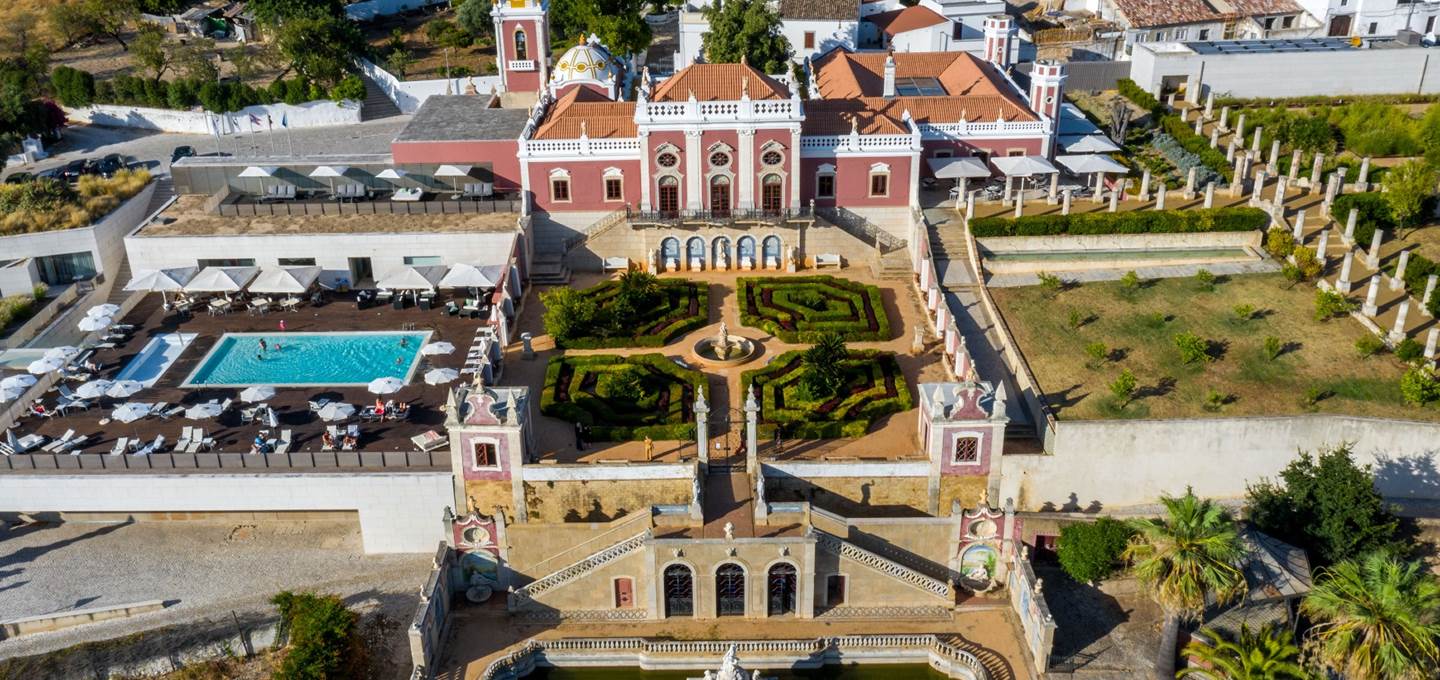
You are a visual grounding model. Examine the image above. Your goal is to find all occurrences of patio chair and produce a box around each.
[273,429,293,454]
[41,429,76,452]
[160,404,184,420]
[135,434,165,455]
[240,405,259,422]
[218,398,232,414]
[109,437,132,455]
[176,426,194,451]
[309,398,331,412]
[359,406,379,422]
[148,402,169,419]
[63,434,91,453]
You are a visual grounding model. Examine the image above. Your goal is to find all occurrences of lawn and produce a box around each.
[742,350,912,438]
[540,354,706,441]
[737,276,892,343]
[542,275,709,349]
[990,273,1438,421]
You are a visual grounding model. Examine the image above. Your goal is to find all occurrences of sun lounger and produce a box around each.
[185,429,208,453]
[135,434,165,455]
[176,426,194,451]
[410,430,448,452]
[309,399,331,412]
[109,437,132,455]
[64,434,91,453]
[160,404,185,420]
[41,429,76,452]
[273,429,293,454]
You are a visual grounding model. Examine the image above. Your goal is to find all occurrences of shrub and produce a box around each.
[1194,268,1216,292]
[0,170,151,236]
[1330,193,1392,249]
[1083,341,1108,367]
[542,278,708,348]
[968,207,1268,238]
[1263,336,1282,361]
[0,293,41,330]
[1115,78,1161,114]
[1291,246,1322,281]
[743,349,912,439]
[541,354,705,441]
[1264,229,1296,259]
[738,276,891,343]
[1315,289,1354,321]
[1245,445,1402,565]
[1057,517,1136,583]
[1037,270,1063,295]
[1232,303,1256,323]
[1400,365,1440,406]
[1150,132,1222,188]
[50,66,96,108]
[1109,368,1137,405]
[1396,337,1424,363]
[1354,334,1385,358]
[1159,115,1233,181]
[1174,332,1212,364]
[1204,388,1229,411]
[271,591,365,680]
[329,74,366,102]
[1119,270,1140,291]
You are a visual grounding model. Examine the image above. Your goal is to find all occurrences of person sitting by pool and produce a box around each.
[251,434,268,454]
[373,399,386,418]
[341,433,358,450]
[321,430,336,450]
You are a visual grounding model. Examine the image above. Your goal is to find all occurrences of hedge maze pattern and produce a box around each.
[742,350,913,439]
[738,276,892,343]
[540,354,706,441]
[559,279,709,349]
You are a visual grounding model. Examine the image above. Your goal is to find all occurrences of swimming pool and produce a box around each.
[181,331,431,387]
[115,333,198,387]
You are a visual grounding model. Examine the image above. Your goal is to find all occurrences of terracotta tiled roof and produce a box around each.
[811,50,1036,122]
[532,87,638,140]
[864,6,949,36]
[650,63,791,102]
[1109,0,1230,28]
[804,99,910,135]
[779,0,859,20]
[1224,0,1303,17]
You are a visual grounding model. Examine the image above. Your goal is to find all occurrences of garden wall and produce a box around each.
[1132,40,1440,100]
[66,99,361,134]
[521,471,692,524]
[1000,415,1440,512]
[358,58,504,115]
[764,463,931,517]
[976,230,1261,255]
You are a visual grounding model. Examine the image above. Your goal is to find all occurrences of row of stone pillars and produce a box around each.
[1315,210,1440,362]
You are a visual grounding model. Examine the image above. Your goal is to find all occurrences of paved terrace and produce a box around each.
[136,194,521,237]
[7,293,490,458]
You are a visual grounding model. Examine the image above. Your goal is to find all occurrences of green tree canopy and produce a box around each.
[548,0,653,58]
[1245,445,1400,566]
[800,332,848,399]
[247,0,346,26]
[1057,517,1135,584]
[70,0,140,51]
[1301,552,1440,680]
[274,14,363,88]
[131,26,171,82]
[1382,159,1437,230]
[700,0,793,75]
[1177,625,1309,680]
[456,0,495,42]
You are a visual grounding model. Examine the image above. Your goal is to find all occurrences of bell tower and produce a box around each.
[492,0,551,94]
[982,15,1014,69]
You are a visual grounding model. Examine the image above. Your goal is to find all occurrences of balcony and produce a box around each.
[508,60,537,71]
[628,207,814,228]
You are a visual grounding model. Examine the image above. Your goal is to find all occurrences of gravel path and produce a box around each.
[0,520,432,661]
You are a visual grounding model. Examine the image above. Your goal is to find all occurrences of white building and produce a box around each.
[1294,0,1440,36]
[1074,0,1321,58]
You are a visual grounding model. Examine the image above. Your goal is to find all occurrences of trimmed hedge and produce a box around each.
[551,279,709,349]
[540,353,705,441]
[738,276,891,343]
[1160,115,1233,182]
[1116,78,1161,115]
[742,350,913,439]
[970,207,1270,238]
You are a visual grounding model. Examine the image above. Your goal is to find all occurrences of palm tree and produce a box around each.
[1178,624,1309,680]
[1300,552,1440,680]
[1123,490,1247,680]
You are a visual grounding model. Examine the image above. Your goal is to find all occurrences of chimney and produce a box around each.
[883,52,896,99]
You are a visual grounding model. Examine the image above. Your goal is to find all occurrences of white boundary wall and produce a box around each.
[0,472,452,553]
[1001,415,1440,511]
[358,58,504,114]
[1132,41,1440,99]
[66,100,362,135]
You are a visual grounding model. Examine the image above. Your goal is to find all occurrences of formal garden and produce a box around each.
[540,271,709,349]
[742,334,912,438]
[737,275,892,343]
[990,271,1440,421]
[539,353,706,441]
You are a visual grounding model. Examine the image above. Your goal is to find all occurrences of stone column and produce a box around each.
[1367,229,1385,269]
[1362,274,1381,317]
[1180,107,1190,122]
[1230,156,1245,198]
[1337,251,1354,294]
[1094,172,1106,205]
[1139,168,1151,201]
[1194,116,1204,135]
[1155,182,1166,210]
[1048,172,1059,205]
[965,191,976,220]
[1226,138,1237,161]
[1323,173,1340,212]
[1344,208,1358,245]
[1392,250,1411,291]
[1292,209,1306,241]
[1317,230,1330,263]
[1425,328,1439,363]
[1390,299,1412,344]
[1310,152,1324,190]
[1108,179,1122,212]
[1357,156,1371,190]
[1250,169,1268,206]
[1288,149,1302,182]
[1274,175,1288,208]
[1185,166,1198,199]
[1014,194,1024,218]
[743,387,759,475]
[1167,92,1177,109]
[1219,106,1230,131]
[1204,91,1215,119]
[1209,128,1220,149]
[1251,127,1263,155]
[1423,274,1438,317]
[1002,175,1013,204]
[1236,113,1246,141]
[1336,167,1348,196]
[694,393,709,465]
[1059,188,1071,216]
[1268,139,1281,168]
[1204,182,1215,209]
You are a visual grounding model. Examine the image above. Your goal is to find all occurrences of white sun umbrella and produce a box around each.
[111,402,151,423]
[184,402,223,420]
[367,376,405,395]
[991,155,1060,202]
[424,368,459,385]
[1055,154,1130,199]
[237,165,278,196]
[0,386,22,403]
[239,385,276,402]
[86,304,121,319]
[27,357,63,375]
[43,346,81,362]
[438,264,502,291]
[2,374,37,391]
[184,266,260,294]
[420,341,455,356]
[125,266,198,305]
[75,379,114,399]
[247,266,321,296]
[434,164,472,193]
[317,402,355,422]
[309,165,350,193]
[376,265,446,292]
[376,168,407,185]
[78,315,112,332]
[105,380,144,399]
[927,156,994,209]
[1060,134,1122,154]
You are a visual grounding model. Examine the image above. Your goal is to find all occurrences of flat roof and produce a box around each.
[1182,36,1407,55]
[395,96,532,143]
[136,195,519,237]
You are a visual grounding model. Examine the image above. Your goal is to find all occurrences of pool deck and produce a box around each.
[9,293,490,457]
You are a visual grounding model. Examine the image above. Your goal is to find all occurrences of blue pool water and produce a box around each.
[181,331,430,387]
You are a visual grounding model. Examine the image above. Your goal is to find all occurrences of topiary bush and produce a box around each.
[542,277,708,349]
[1116,78,1161,115]
[271,591,366,680]
[738,276,891,343]
[1057,517,1136,584]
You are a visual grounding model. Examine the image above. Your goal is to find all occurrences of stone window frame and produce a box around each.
[548,168,571,203]
[470,436,502,471]
[815,162,836,199]
[867,162,890,198]
[603,166,624,202]
[951,431,983,466]
[513,27,529,61]
[654,143,682,171]
[823,572,849,607]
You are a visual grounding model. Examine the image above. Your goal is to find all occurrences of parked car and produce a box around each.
[3,172,34,184]
[170,145,195,164]
[59,159,91,183]
[95,153,125,178]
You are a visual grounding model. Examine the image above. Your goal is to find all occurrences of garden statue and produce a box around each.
[724,521,734,541]
[643,436,654,461]
[717,321,731,357]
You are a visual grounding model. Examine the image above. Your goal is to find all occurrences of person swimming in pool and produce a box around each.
[395,356,404,366]
[399,337,409,348]
[259,339,268,352]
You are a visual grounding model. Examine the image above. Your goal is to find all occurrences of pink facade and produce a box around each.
[528,159,642,212]
[499,17,546,94]
[390,140,524,193]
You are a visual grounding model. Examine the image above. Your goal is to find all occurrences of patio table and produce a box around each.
[15,434,46,453]
[280,297,302,311]
[392,188,424,202]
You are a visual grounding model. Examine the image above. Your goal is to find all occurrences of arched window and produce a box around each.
[761,174,783,214]
[710,175,731,216]
[767,563,797,616]
[715,563,746,616]
[513,29,529,61]
[663,564,694,617]
[657,175,680,215]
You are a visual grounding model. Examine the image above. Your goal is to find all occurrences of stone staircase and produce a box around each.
[530,253,572,286]
[939,634,1016,680]
[814,531,953,602]
[359,74,403,121]
[508,531,649,607]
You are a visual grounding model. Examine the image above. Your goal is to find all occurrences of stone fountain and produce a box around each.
[691,320,757,367]
[689,646,769,680]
